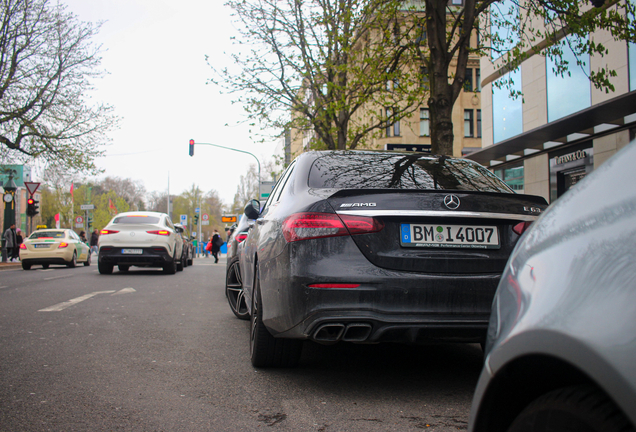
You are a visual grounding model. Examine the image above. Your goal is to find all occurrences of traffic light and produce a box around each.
[194,214,199,225]
[87,214,93,230]
[189,139,195,157]
[26,198,39,217]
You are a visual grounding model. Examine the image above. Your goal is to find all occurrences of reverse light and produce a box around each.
[512,221,533,236]
[147,230,170,236]
[100,230,119,235]
[58,242,69,248]
[282,212,384,243]
[308,283,360,288]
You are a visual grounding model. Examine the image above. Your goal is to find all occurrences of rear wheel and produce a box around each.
[118,265,129,272]
[226,259,249,320]
[250,266,302,368]
[22,262,31,270]
[83,253,91,266]
[177,254,184,271]
[67,252,77,268]
[163,258,177,275]
[98,261,113,274]
[508,385,633,432]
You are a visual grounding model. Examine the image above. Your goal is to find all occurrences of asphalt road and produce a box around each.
[0,257,484,432]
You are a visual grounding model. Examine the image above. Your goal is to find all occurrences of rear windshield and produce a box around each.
[30,231,65,239]
[113,215,161,224]
[308,152,512,193]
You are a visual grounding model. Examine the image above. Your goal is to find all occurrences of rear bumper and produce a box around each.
[98,246,173,267]
[20,257,70,266]
[259,238,500,344]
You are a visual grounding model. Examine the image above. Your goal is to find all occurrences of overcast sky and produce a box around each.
[62,0,281,206]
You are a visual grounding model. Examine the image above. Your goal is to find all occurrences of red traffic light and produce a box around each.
[189,139,195,157]
[27,198,34,205]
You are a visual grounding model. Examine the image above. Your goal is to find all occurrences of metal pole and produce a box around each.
[198,194,202,257]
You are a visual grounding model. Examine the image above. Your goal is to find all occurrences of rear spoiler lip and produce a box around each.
[324,188,549,206]
[336,209,540,222]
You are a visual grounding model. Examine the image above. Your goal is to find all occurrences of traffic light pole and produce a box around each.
[188,141,261,190]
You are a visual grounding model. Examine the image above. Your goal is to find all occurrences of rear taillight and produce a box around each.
[512,221,533,236]
[100,230,119,235]
[147,230,170,236]
[58,242,69,248]
[282,212,384,243]
[20,243,26,250]
[236,233,248,243]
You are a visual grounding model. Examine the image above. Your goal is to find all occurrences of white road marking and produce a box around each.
[38,290,116,312]
[43,275,74,281]
[112,288,136,295]
[0,286,8,289]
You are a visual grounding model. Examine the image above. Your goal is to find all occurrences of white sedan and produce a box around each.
[97,211,184,274]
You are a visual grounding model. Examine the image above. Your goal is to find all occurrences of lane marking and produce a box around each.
[0,286,8,289]
[43,275,74,281]
[112,288,136,295]
[38,290,116,312]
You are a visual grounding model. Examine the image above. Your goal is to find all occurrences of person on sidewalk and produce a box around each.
[14,228,23,262]
[90,229,99,255]
[211,229,223,263]
[3,223,17,262]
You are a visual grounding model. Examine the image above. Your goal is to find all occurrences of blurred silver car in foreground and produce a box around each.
[468,141,636,432]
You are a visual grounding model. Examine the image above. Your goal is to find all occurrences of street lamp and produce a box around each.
[2,170,18,263]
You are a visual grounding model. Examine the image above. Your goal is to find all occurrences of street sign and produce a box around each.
[24,181,40,196]
[221,215,237,223]
[202,213,209,221]
[259,181,276,201]
[202,221,209,226]
[195,207,200,213]
[80,204,94,210]
[75,216,83,224]
[180,214,187,225]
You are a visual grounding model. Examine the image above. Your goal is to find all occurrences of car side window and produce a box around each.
[70,231,79,240]
[275,164,295,202]
[262,161,296,214]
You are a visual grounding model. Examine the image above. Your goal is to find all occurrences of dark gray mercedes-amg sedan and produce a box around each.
[239,150,548,367]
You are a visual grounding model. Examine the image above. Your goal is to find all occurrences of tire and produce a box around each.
[42,263,49,269]
[177,255,184,271]
[118,265,129,272]
[83,253,91,266]
[508,385,633,432]
[226,259,249,320]
[163,258,177,275]
[22,262,31,270]
[98,261,113,274]
[250,265,302,368]
[67,252,77,268]
[188,256,193,266]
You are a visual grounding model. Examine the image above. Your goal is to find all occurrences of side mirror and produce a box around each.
[244,199,261,220]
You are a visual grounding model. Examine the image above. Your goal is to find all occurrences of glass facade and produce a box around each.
[546,37,591,122]
[490,0,519,60]
[630,41,636,91]
[492,68,523,143]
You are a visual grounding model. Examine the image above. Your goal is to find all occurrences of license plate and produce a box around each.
[34,244,49,248]
[122,249,143,254]
[400,224,500,249]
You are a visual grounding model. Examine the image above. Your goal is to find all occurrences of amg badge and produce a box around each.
[340,203,377,208]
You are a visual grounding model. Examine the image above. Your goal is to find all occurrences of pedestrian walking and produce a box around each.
[90,229,99,255]
[14,228,23,262]
[211,229,223,263]
[79,230,88,244]
[3,223,17,262]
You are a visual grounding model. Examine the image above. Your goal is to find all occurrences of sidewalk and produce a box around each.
[0,261,21,271]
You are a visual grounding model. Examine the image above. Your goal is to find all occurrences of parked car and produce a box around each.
[239,150,549,367]
[225,213,252,320]
[97,211,184,274]
[468,142,636,432]
[174,223,194,267]
[20,228,91,270]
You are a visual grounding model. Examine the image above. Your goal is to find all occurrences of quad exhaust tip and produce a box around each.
[312,323,372,343]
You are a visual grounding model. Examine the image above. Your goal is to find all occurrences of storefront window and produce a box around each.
[494,163,524,192]
[546,37,591,122]
[492,68,523,143]
[549,144,594,202]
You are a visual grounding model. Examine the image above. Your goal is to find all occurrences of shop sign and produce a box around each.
[555,150,588,166]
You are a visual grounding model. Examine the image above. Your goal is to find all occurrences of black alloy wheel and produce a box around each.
[67,252,77,268]
[98,261,113,274]
[507,385,633,432]
[225,259,249,320]
[250,265,302,368]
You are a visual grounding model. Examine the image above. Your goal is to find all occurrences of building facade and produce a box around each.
[469,1,636,203]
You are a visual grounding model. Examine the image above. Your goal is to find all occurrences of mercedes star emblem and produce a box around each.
[444,194,461,210]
